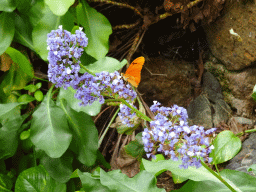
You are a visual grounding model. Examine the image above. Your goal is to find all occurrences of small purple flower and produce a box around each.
[47,25,88,89]
[118,102,137,127]
[142,100,216,169]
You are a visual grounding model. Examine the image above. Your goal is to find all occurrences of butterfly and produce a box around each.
[122,56,145,88]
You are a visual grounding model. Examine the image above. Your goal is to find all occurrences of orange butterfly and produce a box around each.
[122,56,145,88]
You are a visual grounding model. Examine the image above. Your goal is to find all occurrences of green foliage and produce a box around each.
[77,168,165,192]
[211,130,241,164]
[125,133,145,161]
[15,165,66,191]
[77,1,112,60]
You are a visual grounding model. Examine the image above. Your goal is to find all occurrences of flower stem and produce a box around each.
[200,161,238,192]
[105,98,152,122]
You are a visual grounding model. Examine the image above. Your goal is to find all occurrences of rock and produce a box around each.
[203,1,256,71]
[138,57,194,108]
[212,99,231,127]
[188,71,232,128]
[204,60,256,117]
[225,132,256,177]
[187,94,213,128]
[202,71,223,102]
[233,117,253,125]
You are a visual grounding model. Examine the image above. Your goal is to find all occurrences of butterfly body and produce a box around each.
[122,56,145,87]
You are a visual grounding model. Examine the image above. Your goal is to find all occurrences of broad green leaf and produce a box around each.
[5,47,34,78]
[26,0,46,27]
[0,103,21,122]
[76,2,112,60]
[0,115,24,159]
[32,5,75,60]
[57,87,101,116]
[40,151,73,183]
[0,173,13,192]
[142,158,220,183]
[0,0,16,12]
[174,169,254,192]
[100,169,165,192]
[14,14,34,51]
[78,170,110,192]
[16,0,33,13]
[45,0,75,16]
[61,100,98,166]
[84,57,127,73]
[30,91,72,158]
[15,165,66,192]
[32,6,59,60]
[211,130,241,164]
[0,12,15,55]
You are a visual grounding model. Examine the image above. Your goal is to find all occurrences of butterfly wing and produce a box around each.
[123,56,145,87]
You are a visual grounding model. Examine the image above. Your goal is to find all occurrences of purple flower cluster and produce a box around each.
[118,102,137,127]
[142,101,216,169]
[47,27,138,127]
[47,26,88,89]
[73,71,137,106]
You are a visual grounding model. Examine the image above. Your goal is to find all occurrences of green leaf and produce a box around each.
[30,91,72,158]
[0,0,16,12]
[0,12,15,55]
[32,5,59,60]
[16,0,33,13]
[174,169,255,192]
[77,169,110,192]
[26,0,45,27]
[14,14,35,51]
[20,130,31,140]
[0,115,24,159]
[142,158,220,183]
[23,84,38,93]
[0,103,21,122]
[36,82,42,89]
[5,47,34,78]
[124,132,145,160]
[100,169,165,192]
[84,57,127,73]
[0,173,13,192]
[40,151,73,183]
[76,2,112,60]
[57,87,101,116]
[34,90,44,101]
[15,165,66,192]
[45,0,75,16]
[211,130,241,164]
[18,94,35,103]
[0,63,30,98]
[61,100,98,166]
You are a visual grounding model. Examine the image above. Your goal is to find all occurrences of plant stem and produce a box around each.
[79,63,95,75]
[201,161,238,192]
[98,107,120,147]
[105,98,152,122]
